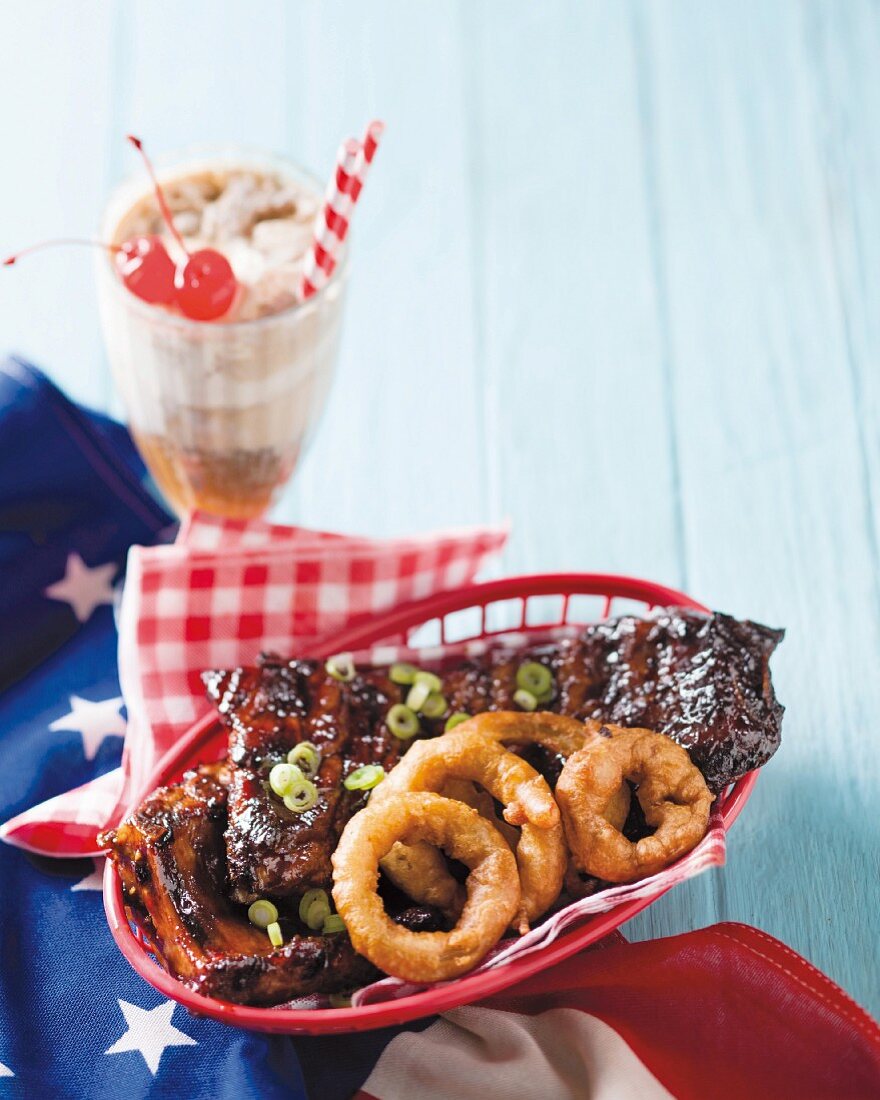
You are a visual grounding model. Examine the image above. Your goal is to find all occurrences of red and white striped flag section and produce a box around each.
[322,924,879,1100]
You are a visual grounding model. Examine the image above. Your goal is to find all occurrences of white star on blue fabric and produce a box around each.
[44,551,117,623]
[49,695,126,761]
[0,1061,13,1077]
[71,859,105,892]
[104,1000,197,1075]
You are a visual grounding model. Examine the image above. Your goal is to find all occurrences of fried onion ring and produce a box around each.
[450,711,604,759]
[373,730,565,930]
[332,791,519,982]
[380,838,465,916]
[447,712,631,898]
[378,779,518,920]
[556,725,712,883]
[447,713,630,827]
[443,778,521,849]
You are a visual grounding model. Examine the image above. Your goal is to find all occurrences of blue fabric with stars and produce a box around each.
[0,361,409,1099]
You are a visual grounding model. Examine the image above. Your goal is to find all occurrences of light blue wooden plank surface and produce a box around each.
[0,1,877,1016]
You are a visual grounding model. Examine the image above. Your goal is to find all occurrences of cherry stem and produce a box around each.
[3,238,121,266]
[126,135,189,257]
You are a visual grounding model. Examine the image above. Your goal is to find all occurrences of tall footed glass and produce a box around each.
[97,148,347,519]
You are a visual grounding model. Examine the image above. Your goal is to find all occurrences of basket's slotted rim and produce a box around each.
[104,572,757,1035]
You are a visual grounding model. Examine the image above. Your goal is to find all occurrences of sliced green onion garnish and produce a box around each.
[414,670,442,693]
[343,764,385,791]
[535,686,555,705]
[513,688,538,712]
[247,899,279,930]
[387,703,420,740]
[516,661,552,697]
[299,888,329,923]
[304,897,332,931]
[328,992,352,1008]
[283,778,318,814]
[287,741,321,778]
[390,662,419,685]
[405,680,432,712]
[322,914,346,934]
[266,921,284,948]
[325,652,356,682]
[420,692,448,719]
[444,712,471,732]
[269,761,302,798]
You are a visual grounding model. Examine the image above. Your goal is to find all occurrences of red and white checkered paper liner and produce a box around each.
[0,513,507,857]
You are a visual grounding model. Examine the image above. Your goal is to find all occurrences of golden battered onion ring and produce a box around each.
[376,727,560,829]
[604,782,631,833]
[448,712,631,898]
[380,839,465,916]
[373,729,565,930]
[379,780,517,920]
[556,726,712,883]
[443,778,521,849]
[448,712,630,827]
[450,711,604,760]
[332,791,519,982]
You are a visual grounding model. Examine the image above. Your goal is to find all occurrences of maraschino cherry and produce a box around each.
[175,249,238,320]
[4,137,240,322]
[3,234,177,306]
[114,235,177,304]
[126,135,239,321]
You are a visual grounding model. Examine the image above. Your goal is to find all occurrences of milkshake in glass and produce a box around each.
[97,149,347,519]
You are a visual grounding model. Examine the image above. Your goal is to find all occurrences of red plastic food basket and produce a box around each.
[103,573,757,1035]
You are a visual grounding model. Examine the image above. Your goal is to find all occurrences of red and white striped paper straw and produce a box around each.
[349,119,385,202]
[298,120,384,301]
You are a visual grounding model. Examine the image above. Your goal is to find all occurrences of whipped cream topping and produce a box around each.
[114,167,320,320]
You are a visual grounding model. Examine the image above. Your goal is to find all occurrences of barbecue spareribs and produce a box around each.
[104,606,784,1005]
[103,762,377,1005]
[204,607,783,905]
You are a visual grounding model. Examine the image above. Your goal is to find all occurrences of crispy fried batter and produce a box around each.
[556,725,712,883]
[371,729,565,931]
[442,778,521,849]
[451,711,603,759]
[331,792,519,983]
[379,839,465,916]
[445,713,631,905]
[378,777,522,921]
[447,710,631,843]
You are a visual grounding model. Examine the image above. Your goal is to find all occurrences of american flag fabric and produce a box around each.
[340,927,880,1100]
[0,519,507,856]
[1,361,878,1099]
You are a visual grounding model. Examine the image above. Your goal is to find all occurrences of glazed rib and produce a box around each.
[207,655,409,902]
[565,609,785,791]
[447,610,783,791]
[102,762,376,1005]
[106,606,783,1006]
[206,608,783,905]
